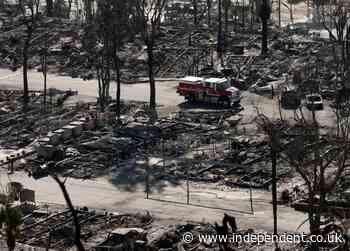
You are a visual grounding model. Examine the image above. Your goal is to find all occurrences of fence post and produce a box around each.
[186,166,190,205]
[146,157,149,199]
[162,137,165,169]
[145,139,149,200]
[250,178,254,214]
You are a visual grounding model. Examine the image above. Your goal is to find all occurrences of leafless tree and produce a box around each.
[82,0,94,23]
[18,0,40,110]
[255,114,283,247]
[283,0,304,24]
[52,0,72,19]
[46,0,53,17]
[222,0,231,40]
[40,33,49,110]
[285,111,350,240]
[110,1,131,120]
[321,0,348,42]
[93,0,134,117]
[93,19,112,113]
[256,0,271,55]
[80,18,111,113]
[95,52,111,113]
[206,0,213,26]
[217,0,224,55]
[135,0,167,114]
[320,0,349,63]
[190,0,198,27]
[52,175,85,251]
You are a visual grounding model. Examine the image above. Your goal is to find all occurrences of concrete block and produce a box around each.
[36,144,56,160]
[69,121,84,137]
[61,125,74,140]
[38,137,50,144]
[47,132,61,145]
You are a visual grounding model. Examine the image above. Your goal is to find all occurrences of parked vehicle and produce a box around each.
[231,78,247,90]
[320,87,337,100]
[286,23,308,34]
[281,89,301,109]
[249,81,273,93]
[306,94,323,110]
[177,76,241,107]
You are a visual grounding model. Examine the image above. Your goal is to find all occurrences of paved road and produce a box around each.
[0,68,336,129]
[0,68,318,233]
[0,170,308,233]
[0,68,183,105]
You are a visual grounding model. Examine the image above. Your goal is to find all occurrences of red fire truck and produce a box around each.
[177,76,241,107]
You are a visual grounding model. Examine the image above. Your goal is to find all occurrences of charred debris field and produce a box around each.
[1,0,350,250]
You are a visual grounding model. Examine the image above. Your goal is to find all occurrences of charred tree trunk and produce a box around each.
[113,55,121,120]
[147,44,156,111]
[271,149,278,236]
[97,68,103,112]
[135,0,166,117]
[261,17,268,55]
[46,0,53,17]
[43,53,47,109]
[223,1,230,46]
[52,176,85,251]
[22,40,30,110]
[67,0,73,19]
[308,187,320,251]
[217,0,223,54]
[193,0,198,26]
[258,0,270,55]
[242,0,246,28]
[207,0,212,26]
[83,0,93,23]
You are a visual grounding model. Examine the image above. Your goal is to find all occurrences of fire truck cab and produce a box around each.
[177,76,241,107]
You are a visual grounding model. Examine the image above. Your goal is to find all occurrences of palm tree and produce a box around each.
[0,206,23,251]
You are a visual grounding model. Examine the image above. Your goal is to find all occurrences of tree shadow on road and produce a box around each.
[108,157,183,194]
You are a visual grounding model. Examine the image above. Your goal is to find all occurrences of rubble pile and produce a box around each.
[0,6,329,86]
[18,204,301,251]
[0,90,122,179]
[176,109,243,126]
[0,89,78,151]
[0,88,295,190]
[0,12,214,82]
[19,206,153,250]
[147,132,291,189]
[110,107,293,190]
